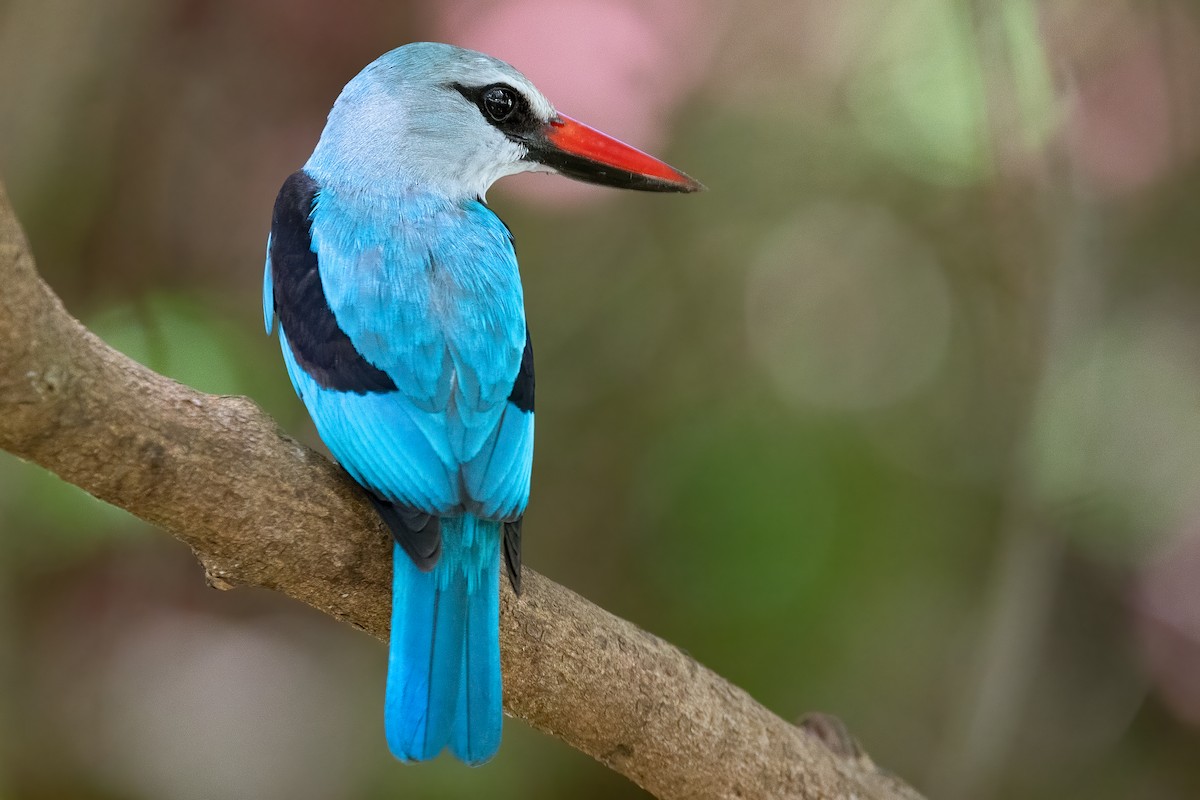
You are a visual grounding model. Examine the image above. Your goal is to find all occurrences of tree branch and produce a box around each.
[0,181,924,800]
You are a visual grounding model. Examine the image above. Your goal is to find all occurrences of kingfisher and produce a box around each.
[263,42,700,765]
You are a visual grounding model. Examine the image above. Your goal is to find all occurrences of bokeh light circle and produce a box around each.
[746,202,952,411]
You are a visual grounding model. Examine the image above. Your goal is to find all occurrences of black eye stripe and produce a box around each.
[452,82,541,138]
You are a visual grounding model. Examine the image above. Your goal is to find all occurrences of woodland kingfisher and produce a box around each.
[262,41,701,765]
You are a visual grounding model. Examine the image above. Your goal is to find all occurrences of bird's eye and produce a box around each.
[482,86,517,122]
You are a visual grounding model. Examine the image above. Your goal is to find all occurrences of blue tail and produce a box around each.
[385,515,502,765]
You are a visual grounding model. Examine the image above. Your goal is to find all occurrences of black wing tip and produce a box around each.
[364,487,521,589]
[503,518,523,595]
[366,493,442,571]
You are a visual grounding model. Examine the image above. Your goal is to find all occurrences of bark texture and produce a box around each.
[0,182,925,800]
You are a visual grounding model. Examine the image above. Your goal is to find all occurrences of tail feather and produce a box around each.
[453,544,501,763]
[385,515,502,764]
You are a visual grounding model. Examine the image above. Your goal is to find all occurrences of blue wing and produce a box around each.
[264,171,534,523]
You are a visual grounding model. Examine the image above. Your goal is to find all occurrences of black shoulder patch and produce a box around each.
[269,171,397,394]
[508,330,534,412]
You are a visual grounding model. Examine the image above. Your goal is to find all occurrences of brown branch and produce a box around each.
[0,181,925,800]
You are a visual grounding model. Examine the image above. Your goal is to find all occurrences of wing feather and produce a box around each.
[266,172,533,520]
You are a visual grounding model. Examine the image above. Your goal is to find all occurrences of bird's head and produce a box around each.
[306,42,702,199]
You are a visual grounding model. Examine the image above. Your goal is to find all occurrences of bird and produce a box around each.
[262,41,701,765]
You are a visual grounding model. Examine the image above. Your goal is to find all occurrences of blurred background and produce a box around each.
[2,0,1200,797]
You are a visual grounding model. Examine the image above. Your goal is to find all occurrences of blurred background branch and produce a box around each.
[0,183,924,800]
